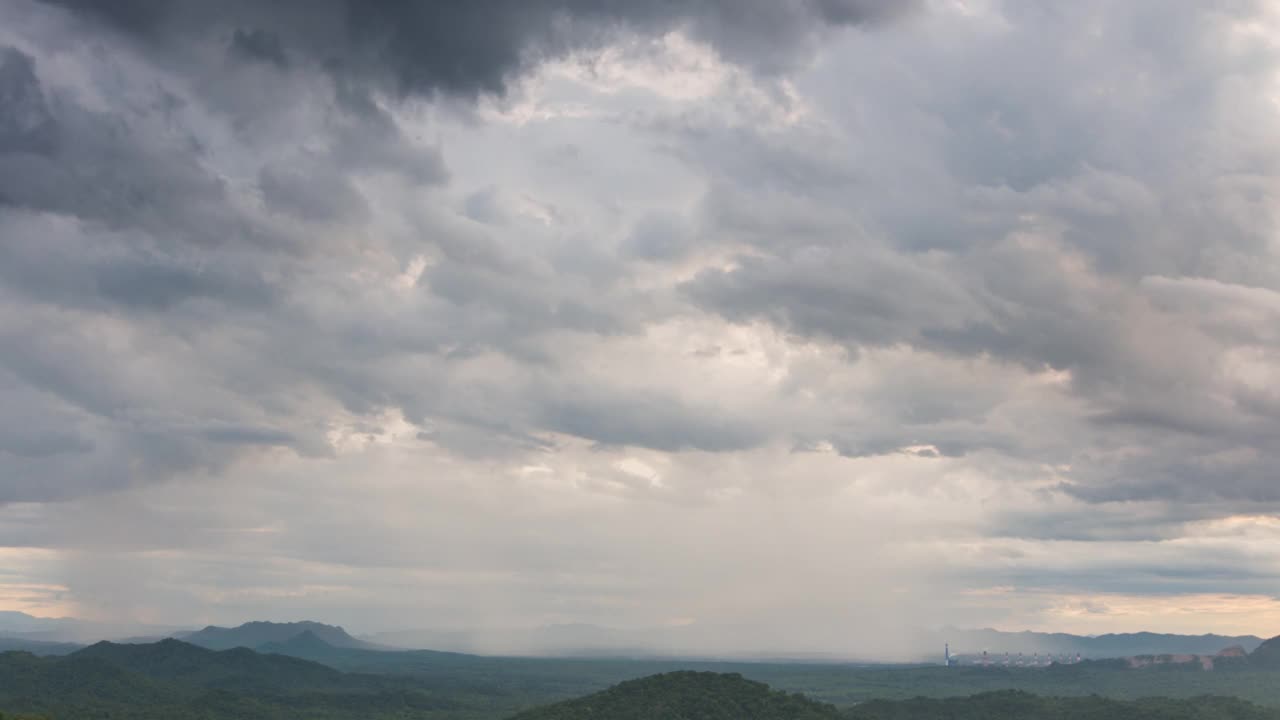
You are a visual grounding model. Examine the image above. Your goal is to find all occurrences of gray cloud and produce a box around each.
[539,386,768,452]
[0,47,57,155]
[671,0,1280,508]
[229,28,287,68]
[2,0,1280,642]
[42,0,915,97]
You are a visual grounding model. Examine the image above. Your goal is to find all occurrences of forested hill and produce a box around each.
[847,690,1280,720]
[508,671,840,720]
[0,640,446,720]
[1248,636,1280,668]
[71,637,343,690]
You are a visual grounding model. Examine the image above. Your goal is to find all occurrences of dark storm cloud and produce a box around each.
[229,28,287,68]
[0,50,240,246]
[0,0,906,508]
[258,162,368,223]
[0,47,57,156]
[0,209,276,314]
[686,246,981,350]
[42,0,916,97]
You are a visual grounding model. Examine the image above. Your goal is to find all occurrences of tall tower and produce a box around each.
[945,643,951,667]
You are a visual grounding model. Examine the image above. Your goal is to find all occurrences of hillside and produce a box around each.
[0,641,461,720]
[71,638,343,691]
[0,650,189,718]
[508,671,840,720]
[1249,636,1280,668]
[181,620,379,651]
[846,690,1280,720]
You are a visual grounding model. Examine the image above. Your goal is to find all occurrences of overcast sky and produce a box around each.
[2,0,1280,654]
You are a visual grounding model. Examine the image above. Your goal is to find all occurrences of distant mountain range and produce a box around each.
[0,610,188,645]
[362,622,1265,661]
[178,620,383,651]
[0,614,1267,662]
[933,627,1264,660]
[0,635,82,655]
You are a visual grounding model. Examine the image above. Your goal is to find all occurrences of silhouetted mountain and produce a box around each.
[508,671,840,720]
[181,620,379,651]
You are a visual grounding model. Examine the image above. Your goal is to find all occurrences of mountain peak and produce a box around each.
[181,620,374,651]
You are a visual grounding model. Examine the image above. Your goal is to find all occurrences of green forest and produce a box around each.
[6,635,1280,720]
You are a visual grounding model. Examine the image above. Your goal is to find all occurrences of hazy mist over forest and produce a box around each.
[2,0,1280,660]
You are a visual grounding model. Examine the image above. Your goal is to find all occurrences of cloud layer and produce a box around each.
[1,0,1279,650]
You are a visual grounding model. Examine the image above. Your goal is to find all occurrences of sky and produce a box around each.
[1,0,1280,655]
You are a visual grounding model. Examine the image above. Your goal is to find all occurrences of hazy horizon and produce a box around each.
[3,610,1272,662]
[3,0,1280,657]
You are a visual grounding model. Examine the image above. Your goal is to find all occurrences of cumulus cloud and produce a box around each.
[1,0,1279,647]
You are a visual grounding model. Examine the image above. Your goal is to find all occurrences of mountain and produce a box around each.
[507,671,840,720]
[180,620,380,651]
[0,639,454,719]
[0,636,81,655]
[0,612,189,645]
[1248,635,1280,668]
[71,638,342,691]
[256,628,343,656]
[0,612,67,634]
